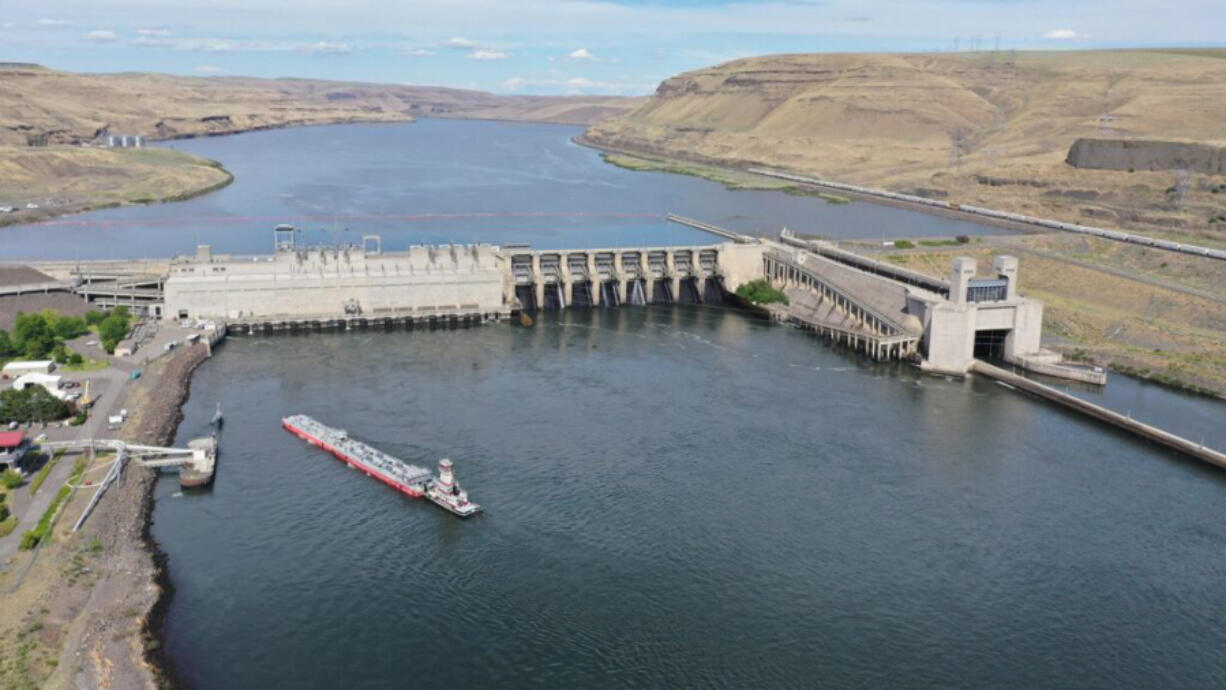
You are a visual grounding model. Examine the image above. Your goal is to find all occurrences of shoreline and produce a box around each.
[134,344,213,690]
[0,157,235,230]
[574,134,1067,237]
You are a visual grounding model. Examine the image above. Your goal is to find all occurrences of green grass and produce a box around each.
[28,451,62,495]
[19,457,86,551]
[0,513,17,537]
[918,239,962,247]
[60,356,109,372]
[781,186,852,204]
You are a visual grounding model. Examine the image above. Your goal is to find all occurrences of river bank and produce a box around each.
[0,146,234,228]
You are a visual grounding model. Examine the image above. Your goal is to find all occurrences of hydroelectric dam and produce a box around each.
[22,218,1067,376]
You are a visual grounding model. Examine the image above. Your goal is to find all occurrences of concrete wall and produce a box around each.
[923,304,976,374]
[164,245,506,320]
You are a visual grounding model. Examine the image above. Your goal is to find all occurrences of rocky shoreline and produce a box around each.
[56,342,212,689]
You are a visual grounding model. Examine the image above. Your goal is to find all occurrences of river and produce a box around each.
[0,120,1008,260]
[158,307,1226,689]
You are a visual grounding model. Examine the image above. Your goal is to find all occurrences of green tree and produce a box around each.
[51,315,88,340]
[13,312,55,358]
[0,386,70,423]
[0,329,15,357]
[735,279,789,305]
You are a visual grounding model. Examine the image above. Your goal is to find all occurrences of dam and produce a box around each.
[24,220,1069,376]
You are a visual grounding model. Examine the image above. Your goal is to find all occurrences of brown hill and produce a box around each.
[0,63,640,146]
[585,50,1226,243]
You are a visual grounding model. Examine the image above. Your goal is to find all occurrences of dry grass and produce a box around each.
[0,63,639,147]
[0,146,232,225]
[586,49,1226,245]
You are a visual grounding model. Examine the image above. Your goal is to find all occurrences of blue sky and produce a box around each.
[1,0,1223,95]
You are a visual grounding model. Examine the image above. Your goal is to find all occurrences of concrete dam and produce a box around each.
[22,219,1072,378]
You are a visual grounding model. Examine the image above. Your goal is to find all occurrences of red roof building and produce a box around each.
[0,430,28,470]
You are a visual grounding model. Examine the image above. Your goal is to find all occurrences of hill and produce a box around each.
[0,64,640,146]
[584,50,1226,244]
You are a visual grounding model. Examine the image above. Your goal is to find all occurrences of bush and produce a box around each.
[68,352,85,366]
[893,240,915,249]
[2,469,23,489]
[735,279,789,305]
[955,235,970,244]
[69,410,87,426]
[20,530,40,550]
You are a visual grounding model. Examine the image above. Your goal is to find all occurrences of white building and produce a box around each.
[2,360,56,378]
[12,372,66,399]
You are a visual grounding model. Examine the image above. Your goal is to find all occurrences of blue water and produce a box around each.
[157,308,1226,689]
[0,119,1008,260]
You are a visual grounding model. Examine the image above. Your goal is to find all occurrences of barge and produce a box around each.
[282,415,481,516]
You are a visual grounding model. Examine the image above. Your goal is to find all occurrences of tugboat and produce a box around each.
[425,458,482,517]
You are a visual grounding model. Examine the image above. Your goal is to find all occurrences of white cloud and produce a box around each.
[308,41,351,55]
[565,77,596,88]
[402,47,436,57]
[192,39,274,53]
[35,18,72,28]
[84,30,120,42]
[567,48,596,60]
[1043,28,1081,40]
[132,36,174,47]
[137,28,172,36]
[195,65,225,74]
[1,22,15,29]
[468,49,508,60]
[444,37,476,49]
[502,76,528,90]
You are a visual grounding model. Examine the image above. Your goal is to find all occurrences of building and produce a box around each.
[12,373,66,399]
[163,232,507,321]
[0,431,29,471]
[2,360,56,379]
[916,255,1044,374]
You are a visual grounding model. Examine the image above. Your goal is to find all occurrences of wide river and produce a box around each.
[18,119,1223,687]
[0,119,1009,260]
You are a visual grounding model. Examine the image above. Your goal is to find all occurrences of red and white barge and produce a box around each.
[282,415,482,517]
[282,414,432,498]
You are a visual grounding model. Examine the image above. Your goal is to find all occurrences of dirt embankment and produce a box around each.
[585,49,1226,245]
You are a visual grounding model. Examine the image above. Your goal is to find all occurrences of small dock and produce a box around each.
[971,360,1226,469]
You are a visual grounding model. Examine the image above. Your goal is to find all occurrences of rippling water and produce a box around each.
[156,307,1226,689]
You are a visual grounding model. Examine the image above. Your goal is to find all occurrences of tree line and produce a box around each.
[0,306,132,362]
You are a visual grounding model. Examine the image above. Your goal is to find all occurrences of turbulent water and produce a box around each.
[0,119,1009,259]
[158,307,1226,689]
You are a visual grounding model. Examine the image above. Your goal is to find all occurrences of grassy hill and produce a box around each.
[0,146,233,224]
[584,50,1226,244]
